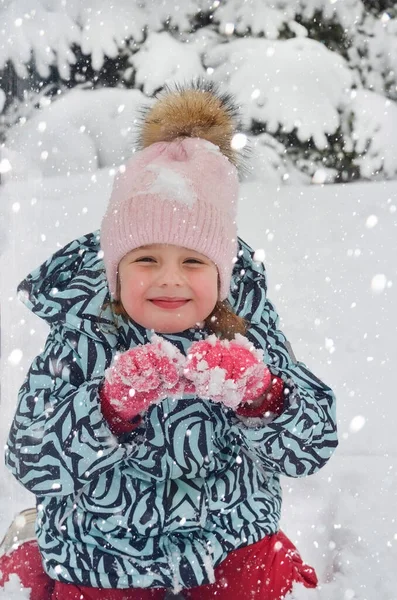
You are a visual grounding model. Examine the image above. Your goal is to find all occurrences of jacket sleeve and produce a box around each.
[4,323,139,498]
[236,294,338,479]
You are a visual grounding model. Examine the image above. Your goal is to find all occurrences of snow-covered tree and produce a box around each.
[1,0,396,183]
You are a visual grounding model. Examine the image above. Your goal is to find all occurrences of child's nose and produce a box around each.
[157,265,184,286]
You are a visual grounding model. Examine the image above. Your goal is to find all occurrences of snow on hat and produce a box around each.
[100,80,243,301]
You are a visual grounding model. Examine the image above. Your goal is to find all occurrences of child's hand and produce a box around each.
[100,336,185,429]
[236,375,285,418]
[183,334,272,409]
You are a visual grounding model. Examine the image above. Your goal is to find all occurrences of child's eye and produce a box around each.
[184,258,203,264]
[135,257,156,263]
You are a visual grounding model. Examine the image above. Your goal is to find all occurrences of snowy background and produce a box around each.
[1,156,396,600]
[1,1,397,598]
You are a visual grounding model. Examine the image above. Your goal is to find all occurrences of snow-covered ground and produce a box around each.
[1,171,396,598]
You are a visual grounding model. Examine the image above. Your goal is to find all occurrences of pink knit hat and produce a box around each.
[100,82,242,301]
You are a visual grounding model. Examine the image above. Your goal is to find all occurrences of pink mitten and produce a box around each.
[100,335,185,428]
[184,334,271,409]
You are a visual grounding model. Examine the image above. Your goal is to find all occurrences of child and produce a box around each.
[1,81,337,599]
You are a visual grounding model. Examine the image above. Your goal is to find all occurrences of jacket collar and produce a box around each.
[115,312,211,355]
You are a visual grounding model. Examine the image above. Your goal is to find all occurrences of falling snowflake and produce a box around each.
[8,349,23,366]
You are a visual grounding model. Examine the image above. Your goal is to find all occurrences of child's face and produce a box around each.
[118,244,218,333]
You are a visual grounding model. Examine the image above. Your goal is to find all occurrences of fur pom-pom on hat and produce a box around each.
[138,80,244,172]
[101,79,245,302]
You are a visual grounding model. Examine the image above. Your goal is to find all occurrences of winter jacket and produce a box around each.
[5,230,338,592]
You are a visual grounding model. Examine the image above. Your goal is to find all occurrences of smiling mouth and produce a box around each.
[149,298,191,310]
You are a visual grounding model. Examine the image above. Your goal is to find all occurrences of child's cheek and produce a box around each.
[193,272,218,306]
[202,270,218,295]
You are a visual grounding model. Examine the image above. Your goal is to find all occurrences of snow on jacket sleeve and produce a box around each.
[236,294,338,478]
[4,323,135,498]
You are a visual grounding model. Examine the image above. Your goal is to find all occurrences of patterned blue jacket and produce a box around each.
[5,231,337,591]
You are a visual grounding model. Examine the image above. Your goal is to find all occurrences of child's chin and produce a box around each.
[153,323,194,334]
[132,310,204,334]
[150,317,199,334]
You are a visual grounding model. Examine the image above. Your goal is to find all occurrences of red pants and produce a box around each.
[0,531,317,599]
